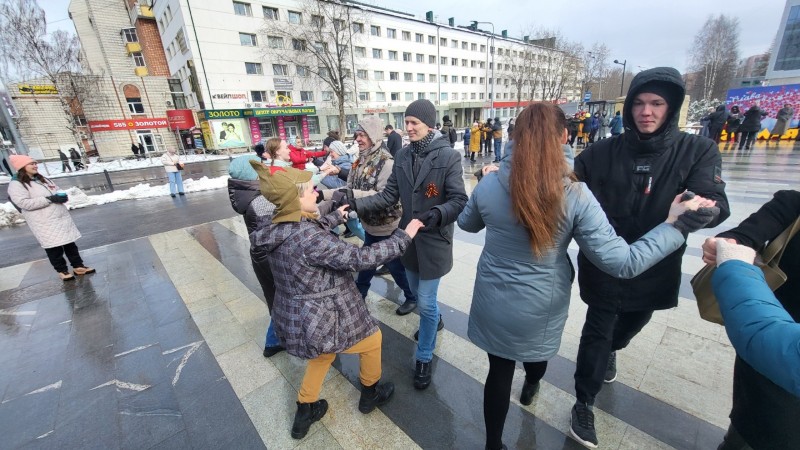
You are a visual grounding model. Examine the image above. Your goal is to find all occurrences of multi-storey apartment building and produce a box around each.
[58,0,189,158]
[766,0,800,85]
[151,0,578,149]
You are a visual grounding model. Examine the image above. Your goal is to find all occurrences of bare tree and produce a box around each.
[500,42,537,112]
[262,0,365,134]
[688,14,740,101]
[524,28,583,103]
[0,0,102,153]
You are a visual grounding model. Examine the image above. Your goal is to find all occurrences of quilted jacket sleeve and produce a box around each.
[7,180,51,211]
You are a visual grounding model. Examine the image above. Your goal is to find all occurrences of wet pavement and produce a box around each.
[1,140,798,449]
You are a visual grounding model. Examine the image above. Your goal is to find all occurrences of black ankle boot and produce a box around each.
[520,379,540,405]
[358,380,395,413]
[413,360,432,390]
[291,399,328,439]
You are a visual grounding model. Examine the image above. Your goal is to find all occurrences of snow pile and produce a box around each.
[0,202,25,227]
[12,154,233,181]
[0,175,229,227]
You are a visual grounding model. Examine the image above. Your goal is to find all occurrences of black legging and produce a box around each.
[738,131,757,149]
[45,242,83,273]
[484,353,548,450]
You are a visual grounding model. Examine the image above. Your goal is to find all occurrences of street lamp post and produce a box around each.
[470,21,495,119]
[613,59,627,97]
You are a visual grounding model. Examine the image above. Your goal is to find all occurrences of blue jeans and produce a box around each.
[346,217,365,241]
[405,270,441,363]
[264,321,280,347]
[168,171,185,194]
[321,175,346,189]
[356,232,417,302]
[493,139,502,161]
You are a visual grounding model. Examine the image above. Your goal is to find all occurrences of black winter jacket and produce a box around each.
[739,106,766,133]
[707,105,729,130]
[386,130,403,157]
[716,190,800,449]
[574,67,730,311]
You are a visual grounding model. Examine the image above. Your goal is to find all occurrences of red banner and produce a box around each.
[88,118,169,132]
[166,109,197,130]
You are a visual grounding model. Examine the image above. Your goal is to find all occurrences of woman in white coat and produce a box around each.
[161,148,185,197]
[7,155,95,281]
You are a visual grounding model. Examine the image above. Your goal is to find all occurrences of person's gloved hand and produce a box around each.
[331,188,355,210]
[47,194,68,204]
[416,208,442,228]
[715,239,756,267]
[672,206,720,234]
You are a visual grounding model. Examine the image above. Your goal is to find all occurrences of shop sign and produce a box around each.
[88,118,169,132]
[205,109,244,119]
[251,106,316,117]
[274,77,293,90]
[211,92,248,100]
[365,108,387,113]
[17,84,58,95]
[166,109,197,130]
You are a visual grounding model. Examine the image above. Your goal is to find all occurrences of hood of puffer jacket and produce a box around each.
[227,178,260,214]
[622,67,685,138]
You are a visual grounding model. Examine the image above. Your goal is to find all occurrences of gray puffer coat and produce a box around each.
[8,178,81,249]
[251,211,411,359]
[457,154,686,362]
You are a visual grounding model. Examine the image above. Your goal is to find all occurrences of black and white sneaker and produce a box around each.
[570,402,598,448]
[604,351,617,383]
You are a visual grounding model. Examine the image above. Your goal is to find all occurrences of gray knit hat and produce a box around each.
[404,99,437,128]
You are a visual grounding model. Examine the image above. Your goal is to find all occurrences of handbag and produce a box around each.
[691,217,800,324]
[176,162,184,170]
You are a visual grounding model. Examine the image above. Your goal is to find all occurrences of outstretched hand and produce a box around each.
[701,237,738,265]
[666,191,716,224]
[404,219,424,239]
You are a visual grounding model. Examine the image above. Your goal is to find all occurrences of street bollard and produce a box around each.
[103,169,114,192]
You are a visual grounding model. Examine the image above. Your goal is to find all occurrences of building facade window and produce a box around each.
[404,72,412,81]
[251,91,267,102]
[127,97,145,114]
[357,69,368,79]
[370,25,380,36]
[358,91,370,101]
[131,51,146,67]
[233,1,252,16]
[300,91,314,101]
[272,64,287,75]
[263,6,278,20]
[403,52,412,62]
[428,35,435,45]
[390,92,400,101]
[376,92,386,101]
[402,31,411,41]
[416,53,424,63]
[310,14,323,27]
[388,51,398,61]
[387,28,396,39]
[415,33,424,43]
[296,65,309,76]
[240,33,258,46]
[405,92,413,101]
[390,72,399,80]
[374,70,384,80]
[307,116,320,134]
[353,22,364,33]
[122,28,138,43]
[417,73,425,82]
[372,49,382,59]
[775,5,800,71]
[322,91,334,101]
[292,39,306,51]
[288,11,302,24]
[354,46,366,57]
[429,55,435,64]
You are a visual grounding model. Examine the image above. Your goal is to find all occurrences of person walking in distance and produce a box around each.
[58,149,72,172]
[738,104,767,151]
[69,148,85,170]
[569,67,730,448]
[131,142,141,161]
[7,155,95,281]
[346,99,468,390]
[137,142,146,159]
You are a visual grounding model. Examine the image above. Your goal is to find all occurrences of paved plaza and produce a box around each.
[1,141,799,449]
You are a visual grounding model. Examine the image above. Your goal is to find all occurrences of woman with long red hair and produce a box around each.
[457,102,718,450]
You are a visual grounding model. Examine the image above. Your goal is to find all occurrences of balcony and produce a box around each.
[128,1,155,26]
[134,67,149,77]
[125,42,142,54]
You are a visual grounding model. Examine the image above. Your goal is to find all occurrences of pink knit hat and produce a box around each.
[10,154,35,171]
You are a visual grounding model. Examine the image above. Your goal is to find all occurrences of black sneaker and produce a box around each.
[358,381,395,413]
[413,360,432,390]
[604,351,617,383]
[291,400,328,439]
[570,402,598,448]
[414,315,444,341]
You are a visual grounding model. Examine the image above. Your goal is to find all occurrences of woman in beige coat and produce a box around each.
[7,155,94,281]
[161,148,185,197]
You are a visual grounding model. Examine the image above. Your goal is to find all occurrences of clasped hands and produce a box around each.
[666,191,720,234]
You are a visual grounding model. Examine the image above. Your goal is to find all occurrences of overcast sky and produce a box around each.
[42,0,785,73]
